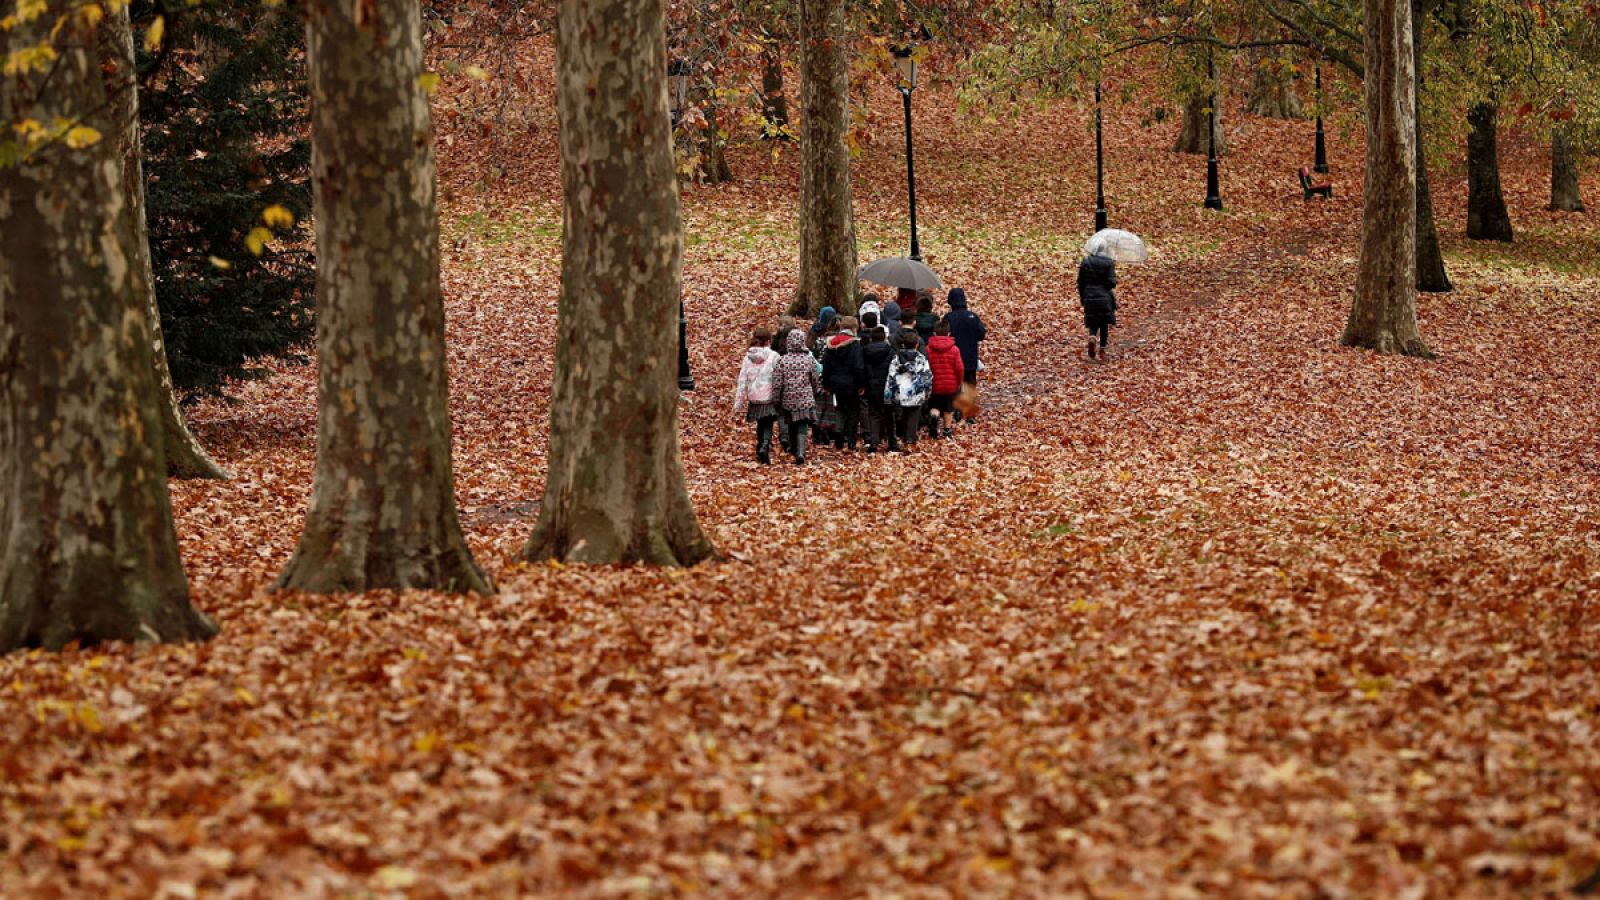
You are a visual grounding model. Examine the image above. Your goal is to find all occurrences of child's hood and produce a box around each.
[928,335,957,353]
[784,330,809,354]
[826,332,859,349]
[745,346,777,366]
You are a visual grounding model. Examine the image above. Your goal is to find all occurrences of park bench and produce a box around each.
[1299,166,1333,201]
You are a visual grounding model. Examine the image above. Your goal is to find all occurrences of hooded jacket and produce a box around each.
[858,299,882,327]
[914,311,940,342]
[733,345,779,413]
[771,329,822,413]
[806,307,838,348]
[862,333,895,403]
[881,301,905,342]
[822,331,866,396]
[926,335,965,395]
[944,288,986,374]
[1077,254,1118,322]
[885,346,933,407]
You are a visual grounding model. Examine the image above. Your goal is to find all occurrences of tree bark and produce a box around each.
[1549,126,1586,212]
[690,75,733,184]
[1343,0,1431,357]
[521,0,716,567]
[1413,0,1452,293]
[278,0,490,594]
[792,0,858,317]
[1465,101,1514,241]
[1247,55,1303,119]
[99,13,230,481]
[1173,92,1227,155]
[1,6,218,652]
[760,40,791,138]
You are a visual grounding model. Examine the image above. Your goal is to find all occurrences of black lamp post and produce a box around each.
[1313,56,1329,173]
[677,298,694,392]
[892,43,922,261]
[1203,50,1224,211]
[669,58,695,392]
[1095,78,1108,231]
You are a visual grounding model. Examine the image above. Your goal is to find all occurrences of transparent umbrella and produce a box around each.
[1083,228,1149,264]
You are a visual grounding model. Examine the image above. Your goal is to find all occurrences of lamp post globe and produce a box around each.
[893,41,922,261]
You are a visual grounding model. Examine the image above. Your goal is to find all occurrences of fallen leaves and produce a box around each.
[3,27,1599,900]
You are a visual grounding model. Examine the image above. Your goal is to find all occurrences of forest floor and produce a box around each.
[3,56,1599,897]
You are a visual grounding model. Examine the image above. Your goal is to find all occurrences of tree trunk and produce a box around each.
[99,13,230,481]
[690,78,733,184]
[277,0,490,594]
[1247,55,1303,119]
[1413,0,1452,293]
[792,0,858,317]
[1465,101,1514,241]
[1173,92,1227,155]
[1343,0,1431,357]
[1550,127,1586,212]
[521,0,716,567]
[760,40,791,138]
[1,6,218,652]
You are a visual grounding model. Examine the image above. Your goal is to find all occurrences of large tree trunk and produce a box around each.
[0,6,218,652]
[1247,55,1303,119]
[1413,0,1452,292]
[1465,101,1514,241]
[1550,127,1586,212]
[278,0,490,594]
[521,0,716,567]
[1173,92,1227,155]
[792,0,858,317]
[99,14,230,481]
[1343,0,1431,357]
[760,39,791,138]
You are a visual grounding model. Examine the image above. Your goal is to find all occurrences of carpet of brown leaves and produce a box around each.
[2,50,1598,897]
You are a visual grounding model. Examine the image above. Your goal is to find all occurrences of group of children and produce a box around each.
[733,287,987,465]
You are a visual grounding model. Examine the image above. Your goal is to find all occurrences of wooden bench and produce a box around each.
[1299,166,1333,200]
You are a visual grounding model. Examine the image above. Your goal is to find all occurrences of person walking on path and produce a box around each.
[924,320,965,439]
[881,300,906,344]
[1077,249,1118,360]
[733,326,781,464]
[771,329,823,465]
[913,293,939,344]
[944,287,986,386]
[822,316,866,450]
[885,330,933,451]
[807,306,838,354]
[860,326,896,453]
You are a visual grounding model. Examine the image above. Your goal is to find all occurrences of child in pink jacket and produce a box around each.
[734,326,780,465]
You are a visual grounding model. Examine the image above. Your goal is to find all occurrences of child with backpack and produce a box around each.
[884,329,933,451]
[733,325,781,465]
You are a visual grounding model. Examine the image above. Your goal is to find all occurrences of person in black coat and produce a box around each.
[943,287,986,385]
[821,317,867,449]
[1077,252,1117,360]
[859,326,896,452]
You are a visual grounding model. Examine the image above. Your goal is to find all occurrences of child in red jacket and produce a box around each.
[924,320,965,439]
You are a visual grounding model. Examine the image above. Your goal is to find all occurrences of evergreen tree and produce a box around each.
[133,1,315,402]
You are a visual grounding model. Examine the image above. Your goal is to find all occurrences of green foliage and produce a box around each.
[134,0,315,402]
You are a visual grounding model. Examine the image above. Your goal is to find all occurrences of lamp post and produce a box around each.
[1313,56,1329,173]
[1203,50,1224,211]
[1095,78,1108,231]
[893,43,922,261]
[669,58,695,392]
[678,299,695,392]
